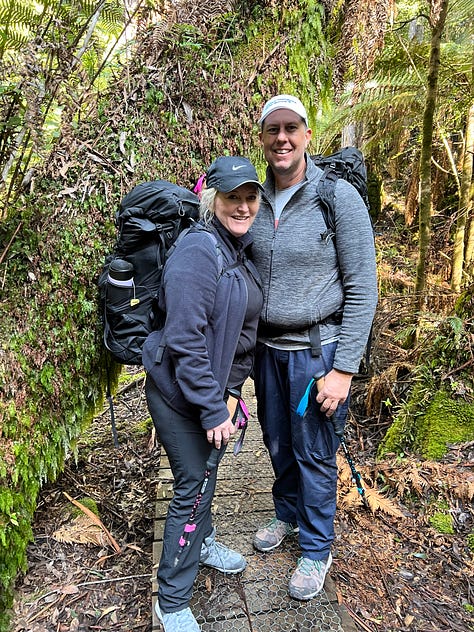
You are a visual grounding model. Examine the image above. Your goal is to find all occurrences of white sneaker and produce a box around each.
[155,602,200,632]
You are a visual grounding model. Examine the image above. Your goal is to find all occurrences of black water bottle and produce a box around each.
[108,259,134,286]
[107,259,137,308]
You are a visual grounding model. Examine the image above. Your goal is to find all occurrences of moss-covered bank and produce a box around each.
[378,285,474,460]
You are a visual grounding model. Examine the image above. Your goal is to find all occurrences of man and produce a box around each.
[250,94,378,601]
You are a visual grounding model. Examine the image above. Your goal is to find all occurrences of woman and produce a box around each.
[143,156,264,632]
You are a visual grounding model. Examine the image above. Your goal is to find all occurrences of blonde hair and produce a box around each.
[200,187,217,225]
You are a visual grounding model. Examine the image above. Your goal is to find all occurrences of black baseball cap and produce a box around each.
[206,156,264,193]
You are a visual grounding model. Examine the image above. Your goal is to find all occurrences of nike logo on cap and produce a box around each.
[232,165,246,170]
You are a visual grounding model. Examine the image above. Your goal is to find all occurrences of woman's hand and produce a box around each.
[207,417,236,449]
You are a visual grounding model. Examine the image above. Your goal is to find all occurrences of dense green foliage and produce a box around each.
[378,285,474,460]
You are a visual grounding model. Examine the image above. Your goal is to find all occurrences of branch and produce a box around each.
[63,491,121,553]
[0,221,22,265]
[443,357,474,379]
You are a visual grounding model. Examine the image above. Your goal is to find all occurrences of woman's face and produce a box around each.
[214,184,260,238]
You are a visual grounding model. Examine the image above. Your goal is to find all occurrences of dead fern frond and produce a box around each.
[52,513,110,547]
[337,453,355,487]
[62,492,121,553]
[364,487,405,518]
[339,487,362,510]
[338,457,405,518]
[451,479,474,503]
[402,463,430,496]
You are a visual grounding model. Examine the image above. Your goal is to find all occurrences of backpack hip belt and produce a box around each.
[258,312,343,356]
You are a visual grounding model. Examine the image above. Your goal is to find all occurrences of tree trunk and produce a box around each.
[414,0,449,311]
[463,51,474,278]
[465,179,474,275]
[451,50,474,292]
[451,99,474,290]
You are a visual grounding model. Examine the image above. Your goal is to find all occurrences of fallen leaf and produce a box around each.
[60,584,79,595]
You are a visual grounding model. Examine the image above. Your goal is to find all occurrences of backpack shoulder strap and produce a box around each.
[316,166,338,242]
[174,222,231,276]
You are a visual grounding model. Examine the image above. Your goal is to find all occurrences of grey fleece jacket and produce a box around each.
[250,154,378,374]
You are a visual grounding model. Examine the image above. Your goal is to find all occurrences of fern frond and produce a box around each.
[339,487,363,510]
[0,0,38,28]
[337,453,355,487]
[52,513,110,547]
[364,487,405,518]
[97,1,126,38]
[404,464,430,495]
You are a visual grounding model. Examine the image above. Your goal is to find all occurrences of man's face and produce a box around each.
[259,109,312,176]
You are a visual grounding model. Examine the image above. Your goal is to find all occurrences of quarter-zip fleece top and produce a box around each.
[142,219,262,430]
[250,154,378,374]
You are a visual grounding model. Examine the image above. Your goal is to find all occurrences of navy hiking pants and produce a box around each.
[253,341,348,560]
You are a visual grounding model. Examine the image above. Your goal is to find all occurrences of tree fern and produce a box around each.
[327,1,473,167]
[0,0,38,57]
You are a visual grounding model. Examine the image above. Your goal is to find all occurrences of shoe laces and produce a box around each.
[296,557,324,576]
[265,517,284,532]
[210,541,227,556]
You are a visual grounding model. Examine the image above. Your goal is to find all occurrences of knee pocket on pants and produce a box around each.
[304,416,339,460]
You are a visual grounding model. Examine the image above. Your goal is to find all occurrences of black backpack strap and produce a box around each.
[309,323,322,357]
[317,166,338,242]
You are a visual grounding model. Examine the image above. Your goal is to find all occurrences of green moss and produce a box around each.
[467,532,474,553]
[130,416,154,436]
[377,383,426,459]
[429,512,454,535]
[70,497,99,519]
[117,369,145,386]
[415,391,474,459]
[379,388,474,460]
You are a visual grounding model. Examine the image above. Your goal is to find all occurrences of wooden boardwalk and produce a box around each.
[151,381,357,632]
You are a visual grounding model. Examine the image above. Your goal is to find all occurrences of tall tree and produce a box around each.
[414,0,449,310]
[451,50,474,291]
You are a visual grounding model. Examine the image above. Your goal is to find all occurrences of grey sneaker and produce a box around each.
[288,553,333,600]
[155,602,200,632]
[253,517,299,552]
[200,528,246,573]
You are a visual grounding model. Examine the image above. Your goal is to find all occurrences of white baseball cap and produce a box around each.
[259,94,309,127]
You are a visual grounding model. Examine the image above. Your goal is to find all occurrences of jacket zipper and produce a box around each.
[264,211,277,324]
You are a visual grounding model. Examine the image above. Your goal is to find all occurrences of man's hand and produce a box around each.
[315,369,353,417]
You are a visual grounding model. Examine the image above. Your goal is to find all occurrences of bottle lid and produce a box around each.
[108,258,133,282]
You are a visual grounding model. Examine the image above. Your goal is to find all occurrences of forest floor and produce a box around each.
[10,211,474,632]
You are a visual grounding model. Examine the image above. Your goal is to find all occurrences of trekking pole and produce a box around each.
[105,356,119,448]
[296,371,368,508]
[226,388,250,455]
[174,445,225,567]
[337,433,368,506]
